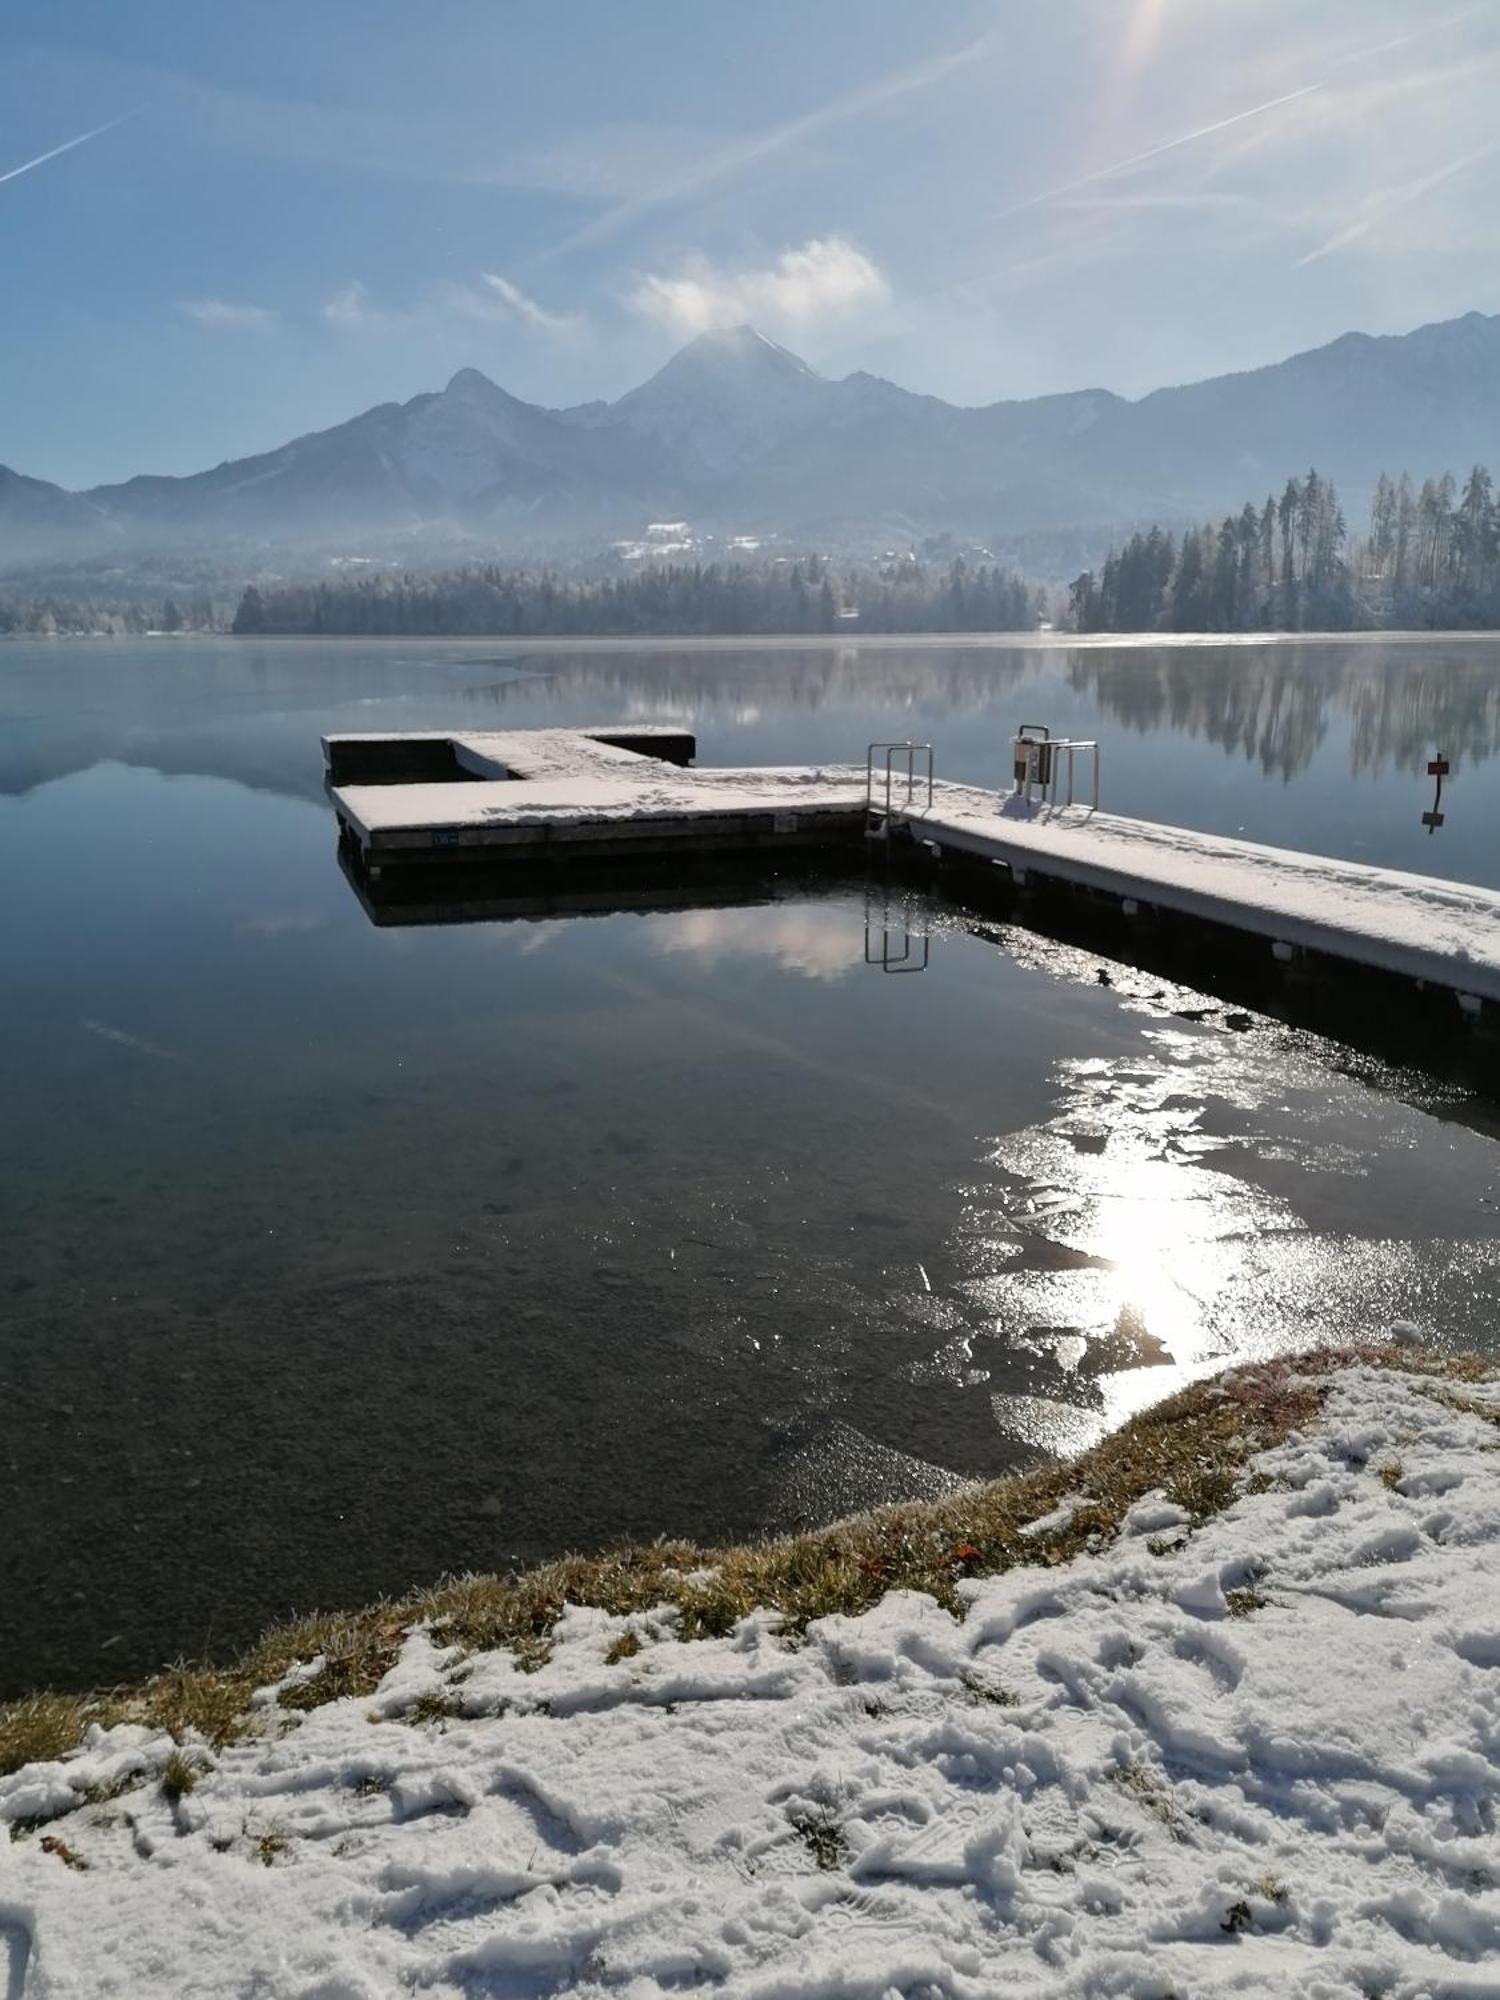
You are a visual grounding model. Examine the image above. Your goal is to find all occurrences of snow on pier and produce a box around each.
[324,727,1500,1012]
[325,727,869,854]
[906,782,1500,1008]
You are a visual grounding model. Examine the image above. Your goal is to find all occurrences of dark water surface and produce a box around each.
[5,634,1500,1695]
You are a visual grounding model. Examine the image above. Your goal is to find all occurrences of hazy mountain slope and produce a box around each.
[0,466,115,566]
[729,382,1130,536]
[82,370,649,540]
[691,312,1500,536]
[1064,311,1500,521]
[3,311,1499,562]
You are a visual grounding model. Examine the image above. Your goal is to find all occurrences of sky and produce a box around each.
[4,0,1500,488]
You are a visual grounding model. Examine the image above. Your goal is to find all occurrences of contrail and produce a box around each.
[0,112,136,190]
[534,24,1003,263]
[872,81,1322,320]
[1322,3,1489,74]
[859,6,1490,328]
[991,83,1324,224]
[968,7,1486,234]
[1297,140,1500,265]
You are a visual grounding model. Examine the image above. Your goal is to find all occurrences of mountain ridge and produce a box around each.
[4,311,1499,565]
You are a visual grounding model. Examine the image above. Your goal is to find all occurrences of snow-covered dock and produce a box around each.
[324,726,1500,1017]
[905,782,1500,1012]
[325,725,870,863]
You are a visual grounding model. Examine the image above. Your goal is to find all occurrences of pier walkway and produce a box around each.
[325,726,1500,1017]
[902,780,1500,1009]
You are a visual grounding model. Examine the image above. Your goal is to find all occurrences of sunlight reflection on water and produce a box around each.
[920,946,1500,1450]
[7,637,1500,1689]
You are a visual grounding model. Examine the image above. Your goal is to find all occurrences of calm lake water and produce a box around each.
[5,632,1500,1696]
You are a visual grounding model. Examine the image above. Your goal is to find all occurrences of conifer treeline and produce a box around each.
[1069,467,1500,632]
[231,556,1041,638]
[0,593,219,637]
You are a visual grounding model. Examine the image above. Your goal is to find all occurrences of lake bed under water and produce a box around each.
[5,632,1500,1694]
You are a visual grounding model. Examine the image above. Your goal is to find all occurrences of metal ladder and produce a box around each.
[865,740,934,834]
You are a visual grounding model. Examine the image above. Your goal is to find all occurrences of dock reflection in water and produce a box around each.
[347,852,1500,1520]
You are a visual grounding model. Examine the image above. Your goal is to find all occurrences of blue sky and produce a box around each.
[4,0,1499,487]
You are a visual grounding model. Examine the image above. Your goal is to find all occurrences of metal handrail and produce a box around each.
[1051,737,1100,812]
[865,740,934,820]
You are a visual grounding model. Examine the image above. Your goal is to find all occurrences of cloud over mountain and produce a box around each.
[627,237,889,334]
[4,308,1500,566]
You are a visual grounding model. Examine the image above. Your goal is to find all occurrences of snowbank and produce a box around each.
[3,1358,1499,1997]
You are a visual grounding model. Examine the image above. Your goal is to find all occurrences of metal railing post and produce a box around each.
[866,741,934,823]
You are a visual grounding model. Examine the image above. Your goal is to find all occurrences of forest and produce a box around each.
[1069,466,1500,632]
[10,472,1499,639]
[0,590,221,637]
[229,555,1041,638]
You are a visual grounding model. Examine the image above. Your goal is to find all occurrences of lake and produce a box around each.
[5,632,1500,1696]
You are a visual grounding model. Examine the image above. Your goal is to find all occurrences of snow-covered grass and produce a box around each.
[0,1347,1376,1779]
[3,1346,1498,1996]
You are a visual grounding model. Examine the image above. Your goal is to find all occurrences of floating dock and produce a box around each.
[324,725,1500,1025]
[326,725,868,864]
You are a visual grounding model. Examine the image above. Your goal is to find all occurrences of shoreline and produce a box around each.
[3,1340,1485,1771]
[11,626,1500,649]
[4,1341,1497,1996]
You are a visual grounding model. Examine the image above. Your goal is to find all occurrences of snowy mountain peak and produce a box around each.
[442,367,508,404]
[604,326,830,475]
[701,323,818,371]
[635,324,823,395]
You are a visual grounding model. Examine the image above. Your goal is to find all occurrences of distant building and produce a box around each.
[611,519,700,561]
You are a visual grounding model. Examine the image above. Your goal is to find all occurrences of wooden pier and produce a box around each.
[325,725,1500,1026]
[325,726,869,866]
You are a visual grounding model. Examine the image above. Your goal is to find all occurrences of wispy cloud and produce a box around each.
[1047,190,1275,218]
[628,236,888,334]
[475,274,578,333]
[323,272,584,338]
[324,282,384,332]
[180,297,278,330]
[1296,140,1500,265]
[0,111,136,190]
[540,25,1001,261]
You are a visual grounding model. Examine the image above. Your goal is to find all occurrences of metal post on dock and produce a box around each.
[1011,724,1099,811]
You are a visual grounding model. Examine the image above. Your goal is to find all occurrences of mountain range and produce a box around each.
[6,312,1500,569]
